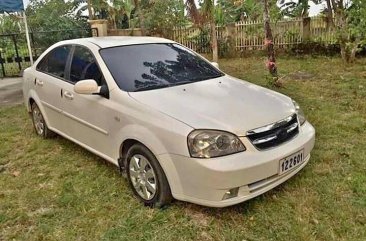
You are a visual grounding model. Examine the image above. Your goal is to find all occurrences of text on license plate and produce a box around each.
[279,150,304,175]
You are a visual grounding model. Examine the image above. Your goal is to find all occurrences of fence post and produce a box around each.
[12,35,22,71]
[0,51,5,77]
[302,17,311,42]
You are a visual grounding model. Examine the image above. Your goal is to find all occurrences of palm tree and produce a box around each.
[132,0,146,35]
[107,0,134,29]
[279,0,322,18]
[87,0,93,19]
[186,0,218,62]
[325,0,335,27]
[77,0,109,20]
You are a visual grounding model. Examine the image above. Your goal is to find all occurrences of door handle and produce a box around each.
[35,79,44,86]
[63,91,74,100]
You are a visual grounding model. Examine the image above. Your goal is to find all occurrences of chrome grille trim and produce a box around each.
[246,114,295,135]
[286,122,298,133]
[246,114,299,150]
[252,135,277,145]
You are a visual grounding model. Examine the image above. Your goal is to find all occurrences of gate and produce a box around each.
[0,34,26,77]
[0,28,93,78]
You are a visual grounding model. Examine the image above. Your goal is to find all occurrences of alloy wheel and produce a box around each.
[128,154,157,200]
[32,105,45,136]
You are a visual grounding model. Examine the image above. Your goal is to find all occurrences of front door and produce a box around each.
[60,45,116,158]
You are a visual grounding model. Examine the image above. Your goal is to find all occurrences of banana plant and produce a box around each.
[279,0,322,18]
[75,0,135,29]
[75,0,109,20]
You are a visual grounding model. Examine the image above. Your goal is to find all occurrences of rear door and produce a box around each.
[34,45,72,131]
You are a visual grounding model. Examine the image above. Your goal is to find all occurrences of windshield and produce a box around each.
[100,43,224,92]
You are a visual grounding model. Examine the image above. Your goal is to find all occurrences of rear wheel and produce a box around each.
[126,144,172,208]
[31,102,55,138]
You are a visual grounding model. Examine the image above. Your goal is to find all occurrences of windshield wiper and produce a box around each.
[134,76,222,91]
[172,80,193,86]
[188,74,222,83]
[135,83,171,92]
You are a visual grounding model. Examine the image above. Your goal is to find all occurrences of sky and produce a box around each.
[308,2,325,16]
[22,0,325,17]
[23,0,29,8]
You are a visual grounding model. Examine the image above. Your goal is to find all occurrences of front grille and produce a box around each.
[247,114,299,150]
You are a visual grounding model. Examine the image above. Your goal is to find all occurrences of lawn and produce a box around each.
[0,56,365,241]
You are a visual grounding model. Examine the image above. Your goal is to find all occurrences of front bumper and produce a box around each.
[157,121,315,207]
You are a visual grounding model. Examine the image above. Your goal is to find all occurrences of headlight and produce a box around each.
[292,100,306,125]
[187,130,246,158]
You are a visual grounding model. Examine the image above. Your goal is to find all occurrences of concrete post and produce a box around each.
[88,19,108,37]
[302,17,311,42]
[226,23,237,57]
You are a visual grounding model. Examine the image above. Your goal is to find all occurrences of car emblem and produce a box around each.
[276,129,288,141]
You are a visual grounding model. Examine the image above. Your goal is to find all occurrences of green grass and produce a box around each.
[1,56,365,241]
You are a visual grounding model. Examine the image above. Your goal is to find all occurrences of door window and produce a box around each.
[36,45,71,78]
[69,46,104,85]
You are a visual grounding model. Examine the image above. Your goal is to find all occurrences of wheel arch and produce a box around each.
[27,92,51,128]
[117,134,184,197]
[118,138,163,185]
[119,138,141,165]
[28,97,35,112]
[119,137,164,167]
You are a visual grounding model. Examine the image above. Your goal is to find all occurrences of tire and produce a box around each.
[126,144,173,208]
[31,102,56,138]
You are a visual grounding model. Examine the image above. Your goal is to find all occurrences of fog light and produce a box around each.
[222,187,239,200]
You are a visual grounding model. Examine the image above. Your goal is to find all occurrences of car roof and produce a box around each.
[60,36,176,49]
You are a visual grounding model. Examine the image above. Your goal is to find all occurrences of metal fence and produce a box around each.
[172,26,227,54]
[0,28,93,78]
[310,17,336,43]
[171,17,337,54]
[236,18,303,50]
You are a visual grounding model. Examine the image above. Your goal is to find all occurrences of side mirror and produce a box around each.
[74,79,99,95]
[211,62,219,69]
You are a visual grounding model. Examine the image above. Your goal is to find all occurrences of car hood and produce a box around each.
[128,75,296,136]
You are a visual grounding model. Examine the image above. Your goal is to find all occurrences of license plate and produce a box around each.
[279,150,304,175]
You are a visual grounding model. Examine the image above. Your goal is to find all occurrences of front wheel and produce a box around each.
[126,144,172,208]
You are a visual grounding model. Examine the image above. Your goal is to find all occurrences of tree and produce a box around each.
[327,0,366,63]
[0,14,23,34]
[124,0,135,28]
[105,0,134,29]
[77,0,133,29]
[263,0,278,80]
[86,0,93,19]
[186,0,218,62]
[26,0,87,31]
[142,0,186,38]
[132,0,146,35]
[201,0,218,62]
[76,0,109,20]
[279,0,321,18]
[216,0,281,24]
[325,0,335,27]
[216,0,261,23]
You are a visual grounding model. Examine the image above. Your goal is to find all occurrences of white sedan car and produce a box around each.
[23,37,315,208]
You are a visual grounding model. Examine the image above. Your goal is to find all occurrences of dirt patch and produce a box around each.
[288,71,316,80]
